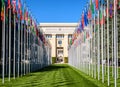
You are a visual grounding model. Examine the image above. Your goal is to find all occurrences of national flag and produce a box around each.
[88,8,92,19]
[81,13,84,29]
[106,7,109,17]
[84,8,89,26]
[95,0,99,10]
[100,7,103,25]
[18,0,22,20]
[25,10,28,22]
[101,0,105,5]
[12,0,16,14]
[109,3,113,18]
[77,28,81,35]
[119,0,120,9]
[28,14,31,26]
[104,6,106,17]
[90,0,95,14]
[8,0,11,9]
[1,0,5,21]
[70,39,72,45]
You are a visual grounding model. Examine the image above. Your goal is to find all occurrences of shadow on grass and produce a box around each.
[0,64,68,78]
[34,64,68,73]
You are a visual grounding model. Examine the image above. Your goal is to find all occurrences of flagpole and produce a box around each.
[97,10,100,81]
[17,18,20,78]
[101,4,104,83]
[13,11,16,79]
[93,13,96,79]
[107,0,110,86]
[114,0,117,87]
[116,6,118,79]
[21,22,23,76]
[26,25,28,74]
[2,5,5,84]
[112,18,114,77]
[103,5,106,76]
[90,19,93,77]
[8,7,11,82]
[24,22,26,75]
[29,25,31,73]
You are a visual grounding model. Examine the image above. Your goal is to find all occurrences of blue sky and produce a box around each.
[26,0,88,23]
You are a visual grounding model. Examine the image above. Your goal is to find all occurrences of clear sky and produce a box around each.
[26,0,88,23]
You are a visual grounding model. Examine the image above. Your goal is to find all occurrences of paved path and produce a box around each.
[0,64,98,87]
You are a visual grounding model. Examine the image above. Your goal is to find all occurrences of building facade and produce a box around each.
[39,23,77,63]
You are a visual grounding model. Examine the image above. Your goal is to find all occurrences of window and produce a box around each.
[58,40,62,45]
[56,35,64,38]
[68,35,72,38]
[46,34,52,38]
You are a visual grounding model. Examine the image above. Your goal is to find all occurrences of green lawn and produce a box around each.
[0,64,105,87]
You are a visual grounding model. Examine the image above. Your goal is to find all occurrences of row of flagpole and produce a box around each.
[68,0,119,87]
[0,0,52,84]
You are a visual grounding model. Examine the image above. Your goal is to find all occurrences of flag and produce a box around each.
[101,0,105,5]
[90,0,95,14]
[24,9,28,22]
[88,8,92,19]
[18,0,22,20]
[95,0,99,10]
[119,0,120,9]
[84,8,88,26]
[8,0,11,9]
[104,6,106,17]
[28,14,31,26]
[1,0,5,21]
[109,3,113,18]
[12,0,16,14]
[106,7,109,17]
[100,7,103,25]
[70,39,72,45]
[81,13,84,29]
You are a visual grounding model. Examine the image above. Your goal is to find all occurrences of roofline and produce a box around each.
[39,23,78,27]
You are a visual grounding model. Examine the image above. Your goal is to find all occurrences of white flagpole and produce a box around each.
[24,22,26,75]
[21,22,23,76]
[116,7,118,79]
[101,4,104,83]
[112,18,114,77]
[103,5,106,76]
[29,28,31,73]
[93,13,96,79]
[26,25,28,74]
[13,11,16,79]
[2,5,5,84]
[97,10,100,81]
[17,18,20,78]
[107,0,110,86]
[8,8,11,81]
[114,0,117,87]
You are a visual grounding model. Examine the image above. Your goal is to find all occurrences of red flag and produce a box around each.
[1,0,5,21]
[36,28,39,37]
[95,0,99,10]
[106,7,109,17]
[18,0,22,20]
[81,13,84,29]
[88,10,91,19]
[25,11,28,21]
[8,0,11,9]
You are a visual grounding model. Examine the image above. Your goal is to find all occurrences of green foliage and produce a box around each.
[64,57,68,63]
[52,57,56,64]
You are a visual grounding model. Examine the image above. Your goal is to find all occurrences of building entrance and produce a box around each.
[56,49,64,63]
